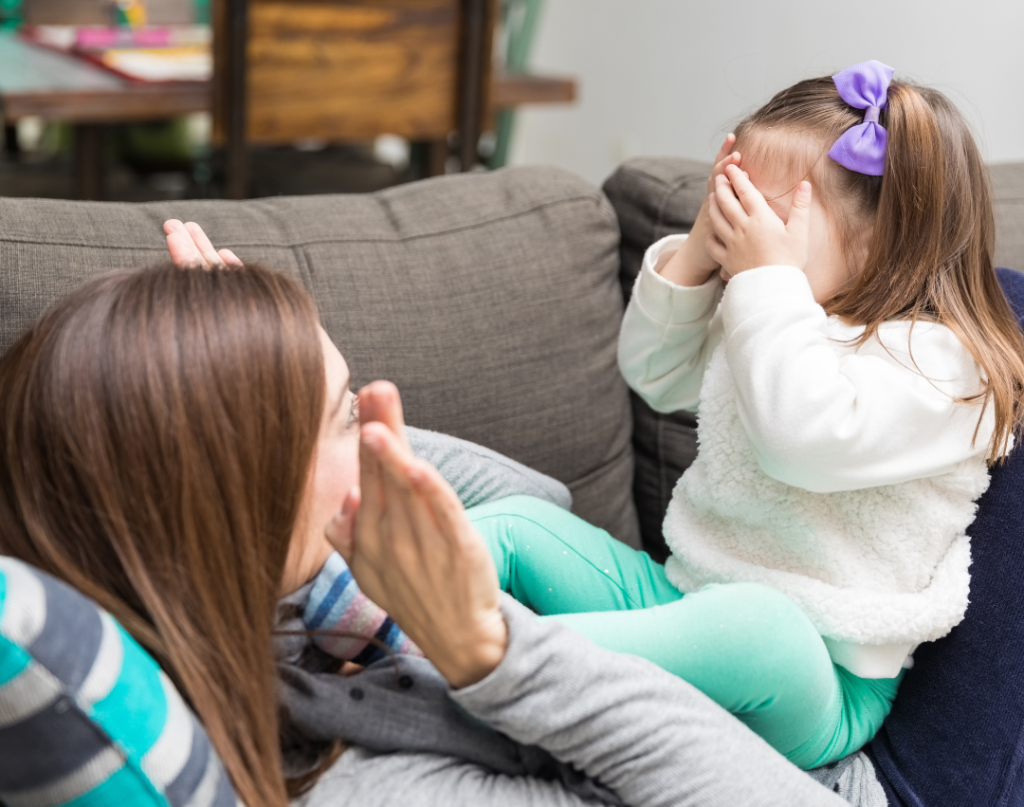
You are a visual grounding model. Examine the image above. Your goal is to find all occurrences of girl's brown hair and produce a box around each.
[0,263,326,807]
[735,75,1024,461]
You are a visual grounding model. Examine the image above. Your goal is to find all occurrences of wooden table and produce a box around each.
[0,32,210,199]
[0,31,572,200]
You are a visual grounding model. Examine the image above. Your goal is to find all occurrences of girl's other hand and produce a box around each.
[657,134,741,287]
[163,219,244,269]
[327,381,508,689]
[705,165,811,276]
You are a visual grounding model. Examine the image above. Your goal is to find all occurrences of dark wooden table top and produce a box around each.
[0,32,572,126]
[0,32,210,123]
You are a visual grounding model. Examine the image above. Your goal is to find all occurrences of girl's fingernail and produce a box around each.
[362,431,381,450]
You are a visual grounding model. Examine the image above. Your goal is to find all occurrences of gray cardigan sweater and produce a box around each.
[284,594,876,807]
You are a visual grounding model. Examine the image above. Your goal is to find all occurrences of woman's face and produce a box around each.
[281,326,361,595]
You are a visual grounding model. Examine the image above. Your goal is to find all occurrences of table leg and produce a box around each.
[74,124,104,201]
[457,0,490,172]
[4,125,18,157]
[426,140,448,176]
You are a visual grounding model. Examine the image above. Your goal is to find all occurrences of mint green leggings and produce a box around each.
[466,495,900,770]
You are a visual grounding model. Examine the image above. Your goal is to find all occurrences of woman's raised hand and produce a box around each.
[657,134,742,287]
[326,381,508,689]
[163,219,244,269]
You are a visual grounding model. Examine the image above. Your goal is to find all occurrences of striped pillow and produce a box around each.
[0,557,239,807]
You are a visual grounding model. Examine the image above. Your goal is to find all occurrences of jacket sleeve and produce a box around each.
[617,234,724,414]
[447,595,850,807]
[720,265,997,492]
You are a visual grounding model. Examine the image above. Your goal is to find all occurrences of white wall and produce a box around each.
[510,0,1024,186]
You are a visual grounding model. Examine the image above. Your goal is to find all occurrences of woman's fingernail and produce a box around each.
[362,431,381,450]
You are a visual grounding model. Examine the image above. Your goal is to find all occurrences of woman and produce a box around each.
[0,236,849,806]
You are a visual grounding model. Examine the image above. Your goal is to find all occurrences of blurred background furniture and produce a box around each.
[0,30,208,199]
[215,0,496,198]
[1,0,575,200]
[216,0,572,197]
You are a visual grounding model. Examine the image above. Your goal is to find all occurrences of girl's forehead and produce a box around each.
[735,129,831,202]
[735,128,827,179]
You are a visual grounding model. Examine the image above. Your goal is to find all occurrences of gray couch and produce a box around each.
[1,158,1022,560]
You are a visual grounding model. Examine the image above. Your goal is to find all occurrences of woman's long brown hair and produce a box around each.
[735,76,1024,461]
[0,263,326,807]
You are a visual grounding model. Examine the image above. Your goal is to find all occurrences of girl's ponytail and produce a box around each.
[832,82,1024,460]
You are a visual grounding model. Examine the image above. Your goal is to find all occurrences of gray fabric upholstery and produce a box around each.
[992,162,1024,271]
[602,158,709,559]
[0,166,640,547]
[407,426,573,511]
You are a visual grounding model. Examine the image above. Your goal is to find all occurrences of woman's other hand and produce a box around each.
[657,134,741,287]
[163,219,244,269]
[326,381,508,689]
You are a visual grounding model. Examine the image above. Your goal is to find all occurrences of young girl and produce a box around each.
[284,61,1024,771]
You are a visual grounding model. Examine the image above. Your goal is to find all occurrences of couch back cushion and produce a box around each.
[602,158,710,558]
[0,167,639,547]
[992,162,1024,271]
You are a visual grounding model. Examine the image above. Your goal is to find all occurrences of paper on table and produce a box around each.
[99,46,211,82]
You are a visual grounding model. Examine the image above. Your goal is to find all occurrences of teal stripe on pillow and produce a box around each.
[0,557,240,807]
[88,623,168,761]
[0,636,30,687]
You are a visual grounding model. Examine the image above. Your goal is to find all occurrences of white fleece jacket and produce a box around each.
[619,235,998,678]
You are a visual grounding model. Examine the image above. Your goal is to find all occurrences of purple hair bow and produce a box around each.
[828,60,894,176]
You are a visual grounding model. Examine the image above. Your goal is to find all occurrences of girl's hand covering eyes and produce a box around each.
[325,381,508,689]
[163,219,244,270]
[705,165,812,277]
[657,134,742,287]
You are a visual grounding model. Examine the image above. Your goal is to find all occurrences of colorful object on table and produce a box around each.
[19,24,211,82]
[828,59,894,177]
[0,557,237,807]
[304,552,422,666]
[112,0,146,28]
[78,26,171,49]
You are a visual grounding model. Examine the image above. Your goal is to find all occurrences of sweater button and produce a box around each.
[349,687,365,701]
[398,675,414,689]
